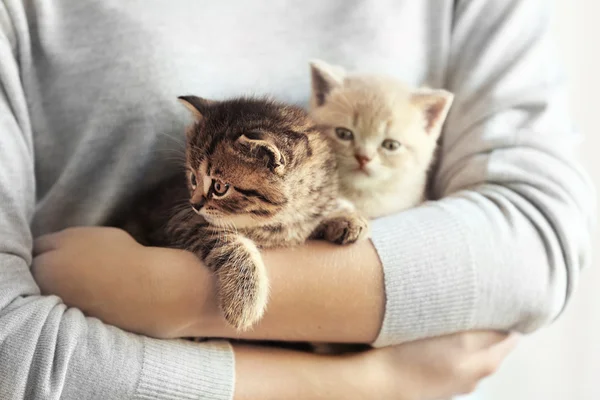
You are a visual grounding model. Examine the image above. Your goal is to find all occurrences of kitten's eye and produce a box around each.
[382,139,402,151]
[189,172,198,189]
[212,180,230,197]
[335,127,354,141]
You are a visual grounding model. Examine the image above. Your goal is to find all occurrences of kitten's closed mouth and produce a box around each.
[192,207,203,216]
[354,167,371,176]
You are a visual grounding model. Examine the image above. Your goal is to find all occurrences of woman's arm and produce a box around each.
[33,227,385,343]
[232,344,368,400]
[34,228,519,399]
[205,239,385,342]
[233,330,519,400]
[357,0,594,345]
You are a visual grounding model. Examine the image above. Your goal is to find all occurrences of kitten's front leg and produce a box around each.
[192,230,269,331]
[311,199,370,245]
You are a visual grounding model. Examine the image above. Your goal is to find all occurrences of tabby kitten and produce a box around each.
[129,96,368,330]
[309,60,454,218]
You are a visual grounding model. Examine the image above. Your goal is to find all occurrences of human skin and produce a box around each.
[32,227,517,399]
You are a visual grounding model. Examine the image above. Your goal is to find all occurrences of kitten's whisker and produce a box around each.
[156,149,185,159]
[227,220,238,235]
[159,157,187,165]
[156,150,186,158]
[172,203,189,214]
[155,131,186,145]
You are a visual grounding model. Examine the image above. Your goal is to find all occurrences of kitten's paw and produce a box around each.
[218,267,269,331]
[211,237,270,331]
[320,214,369,245]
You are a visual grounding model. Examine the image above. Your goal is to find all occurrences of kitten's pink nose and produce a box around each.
[355,154,371,168]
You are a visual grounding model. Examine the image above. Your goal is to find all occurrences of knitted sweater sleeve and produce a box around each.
[371,0,595,346]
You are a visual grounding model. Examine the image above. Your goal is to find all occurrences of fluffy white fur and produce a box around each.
[309,60,454,219]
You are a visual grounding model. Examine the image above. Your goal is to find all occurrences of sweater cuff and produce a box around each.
[135,338,234,400]
[370,203,477,347]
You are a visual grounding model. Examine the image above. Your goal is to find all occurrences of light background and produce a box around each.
[478,1,600,399]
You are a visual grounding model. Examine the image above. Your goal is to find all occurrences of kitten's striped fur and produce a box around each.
[128,96,368,330]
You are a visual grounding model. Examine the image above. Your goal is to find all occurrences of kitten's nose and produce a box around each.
[191,197,206,213]
[354,154,371,167]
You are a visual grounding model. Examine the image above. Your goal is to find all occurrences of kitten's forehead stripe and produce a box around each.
[206,134,221,158]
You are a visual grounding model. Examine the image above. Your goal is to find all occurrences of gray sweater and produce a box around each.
[0,0,594,399]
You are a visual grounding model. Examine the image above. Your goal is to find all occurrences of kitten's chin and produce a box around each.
[340,168,390,190]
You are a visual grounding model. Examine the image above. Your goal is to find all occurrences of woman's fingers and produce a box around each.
[32,227,100,256]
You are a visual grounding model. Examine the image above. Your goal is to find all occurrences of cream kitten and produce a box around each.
[309,60,454,218]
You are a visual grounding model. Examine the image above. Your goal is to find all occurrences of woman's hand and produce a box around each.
[364,331,519,400]
[32,226,220,338]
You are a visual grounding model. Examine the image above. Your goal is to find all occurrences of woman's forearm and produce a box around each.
[192,239,385,343]
[233,344,373,400]
[32,226,384,343]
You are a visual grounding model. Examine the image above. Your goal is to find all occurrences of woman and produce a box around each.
[0,0,592,399]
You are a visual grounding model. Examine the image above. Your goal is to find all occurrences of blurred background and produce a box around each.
[476,1,600,399]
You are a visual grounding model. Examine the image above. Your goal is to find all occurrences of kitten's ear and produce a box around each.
[238,133,286,175]
[177,95,215,120]
[411,89,454,139]
[309,59,346,108]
